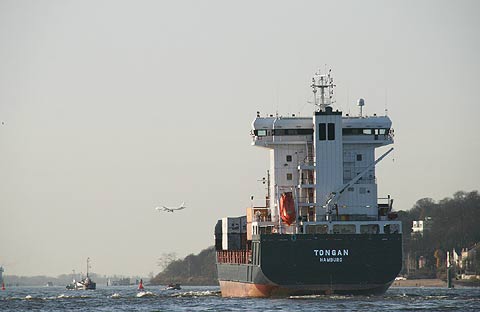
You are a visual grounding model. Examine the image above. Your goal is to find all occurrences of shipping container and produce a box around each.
[215,238,223,251]
[240,216,247,234]
[240,233,247,250]
[215,219,222,235]
[222,233,242,250]
[222,217,241,234]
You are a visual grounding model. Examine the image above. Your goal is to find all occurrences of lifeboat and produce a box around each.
[280,192,296,225]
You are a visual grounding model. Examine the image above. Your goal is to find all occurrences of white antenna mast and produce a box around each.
[385,88,388,116]
[311,68,336,112]
[86,257,91,277]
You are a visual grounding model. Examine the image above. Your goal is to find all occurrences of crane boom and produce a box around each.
[325,147,394,215]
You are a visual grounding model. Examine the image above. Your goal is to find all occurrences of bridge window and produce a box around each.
[328,123,335,140]
[343,128,390,136]
[286,155,292,162]
[319,123,326,140]
[254,129,267,136]
[356,154,362,161]
[286,173,293,180]
[272,129,314,136]
[343,128,361,135]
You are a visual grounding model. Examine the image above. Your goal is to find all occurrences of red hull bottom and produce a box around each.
[219,280,392,298]
[219,281,276,298]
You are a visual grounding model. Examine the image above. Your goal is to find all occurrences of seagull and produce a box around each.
[155,202,186,213]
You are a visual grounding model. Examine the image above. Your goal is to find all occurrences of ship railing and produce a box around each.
[251,134,272,143]
[251,134,312,144]
[299,178,315,185]
[296,196,316,205]
[249,207,272,222]
[377,196,394,219]
[377,197,392,205]
[342,134,394,143]
[303,220,402,234]
[301,155,315,164]
[216,250,252,265]
[253,215,272,222]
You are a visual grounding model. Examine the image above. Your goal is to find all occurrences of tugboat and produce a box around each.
[66,258,97,290]
[215,69,402,297]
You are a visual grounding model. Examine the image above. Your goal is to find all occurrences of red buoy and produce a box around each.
[138,279,144,291]
[1,282,5,290]
[280,192,296,225]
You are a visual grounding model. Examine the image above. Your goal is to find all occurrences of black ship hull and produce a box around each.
[216,233,402,297]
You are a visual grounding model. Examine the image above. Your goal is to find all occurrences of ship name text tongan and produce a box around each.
[313,249,349,263]
[313,249,349,256]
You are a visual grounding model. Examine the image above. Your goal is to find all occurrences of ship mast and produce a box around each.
[311,69,336,112]
[86,257,91,278]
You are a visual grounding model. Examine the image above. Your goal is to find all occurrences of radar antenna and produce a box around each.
[358,98,365,117]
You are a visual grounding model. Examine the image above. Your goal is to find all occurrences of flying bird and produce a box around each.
[155,202,186,213]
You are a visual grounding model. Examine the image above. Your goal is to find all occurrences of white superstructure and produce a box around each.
[250,70,398,235]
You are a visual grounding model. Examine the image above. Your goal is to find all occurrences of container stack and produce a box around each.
[215,216,247,250]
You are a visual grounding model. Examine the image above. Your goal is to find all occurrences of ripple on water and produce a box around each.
[0,286,479,312]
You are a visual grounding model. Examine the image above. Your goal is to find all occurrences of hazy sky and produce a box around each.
[1,0,479,277]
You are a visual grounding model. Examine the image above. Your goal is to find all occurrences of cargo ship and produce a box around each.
[215,70,402,297]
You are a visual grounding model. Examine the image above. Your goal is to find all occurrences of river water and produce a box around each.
[1,285,479,311]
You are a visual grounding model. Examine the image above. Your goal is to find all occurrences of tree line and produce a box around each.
[397,190,480,277]
[150,247,217,285]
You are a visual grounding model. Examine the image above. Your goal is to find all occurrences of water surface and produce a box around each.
[1,285,478,311]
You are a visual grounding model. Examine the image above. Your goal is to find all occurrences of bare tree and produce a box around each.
[157,252,178,271]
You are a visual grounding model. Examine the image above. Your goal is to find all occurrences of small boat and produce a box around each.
[165,283,181,290]
[66,276,96,290]
[66,258,96,290]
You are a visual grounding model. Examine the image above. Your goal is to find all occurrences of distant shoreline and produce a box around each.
[391,278,480,288]
[391,279,446,287]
